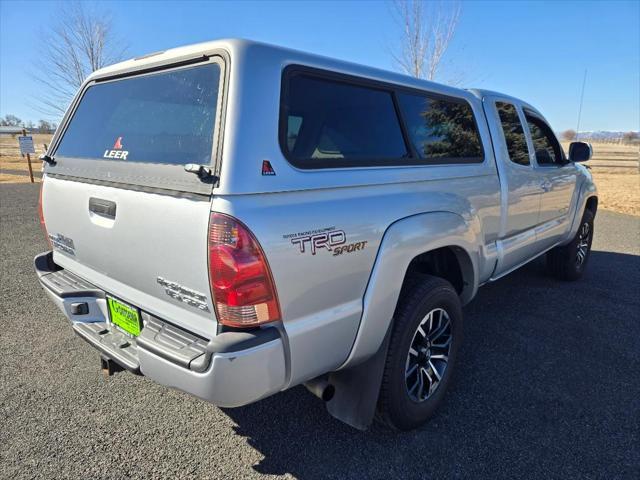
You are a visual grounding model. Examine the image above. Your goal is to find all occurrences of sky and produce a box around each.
[1,0,638,132]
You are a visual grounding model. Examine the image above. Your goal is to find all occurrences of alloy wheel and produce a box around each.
[576,221,591,267]
[405,308,452,402]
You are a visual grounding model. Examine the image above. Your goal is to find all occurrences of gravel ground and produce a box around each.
[1,183,639,479]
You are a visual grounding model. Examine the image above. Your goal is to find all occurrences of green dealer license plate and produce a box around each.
[107,296,142,336]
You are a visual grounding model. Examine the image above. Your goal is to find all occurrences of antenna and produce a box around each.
[575,69,587,141]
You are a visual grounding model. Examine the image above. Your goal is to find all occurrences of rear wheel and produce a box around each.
[546,209,594,281]
[377,275,462,431]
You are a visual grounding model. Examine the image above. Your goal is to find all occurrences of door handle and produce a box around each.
[541,181,552,192]
[89,197,117,219]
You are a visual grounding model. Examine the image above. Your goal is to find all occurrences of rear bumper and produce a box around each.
[35,251,287,407]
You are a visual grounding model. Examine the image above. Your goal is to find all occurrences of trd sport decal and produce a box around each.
[284,227,367,256]
[103,136,129,160]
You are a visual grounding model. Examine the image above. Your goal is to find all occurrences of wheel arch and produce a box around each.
[566,176,598,244]
[401,245,475,303]
[340,211,481,370]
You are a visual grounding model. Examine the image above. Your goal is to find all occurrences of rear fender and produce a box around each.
[564,178,598,245]
[324,211,480,429]
[342,211,480,370]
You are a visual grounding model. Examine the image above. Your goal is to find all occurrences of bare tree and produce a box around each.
[38,120,54,133]
[561,129,577,141]
[390,0,461,82]
[623,131,640,144]
[33,2,127,117]
[0,114,23,127]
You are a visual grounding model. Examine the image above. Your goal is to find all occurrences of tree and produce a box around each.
[421,99,482,157]
[622,131,639,144]
[38,120,53,133]
[0,114,23,127]
[34,1,127,117]
[561,129,577,141]
[390,0,461,82]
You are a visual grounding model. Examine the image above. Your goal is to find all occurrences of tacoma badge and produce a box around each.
[156,277,210,312]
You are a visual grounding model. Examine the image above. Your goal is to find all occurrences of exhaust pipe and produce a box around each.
[304,378,335,402]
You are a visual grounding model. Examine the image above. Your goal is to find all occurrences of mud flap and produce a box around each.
[326,325,392,430]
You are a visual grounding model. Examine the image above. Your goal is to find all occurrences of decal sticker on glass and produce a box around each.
[103,136,129,160]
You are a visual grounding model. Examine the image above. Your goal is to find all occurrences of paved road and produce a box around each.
[1,183,639,479]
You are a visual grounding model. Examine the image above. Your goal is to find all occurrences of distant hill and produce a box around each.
[575,131,639,141]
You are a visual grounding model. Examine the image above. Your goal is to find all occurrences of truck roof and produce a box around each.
[468,88,527,104]
[88,38,478,100]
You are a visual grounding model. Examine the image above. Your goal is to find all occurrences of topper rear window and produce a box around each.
[55,63,221,166]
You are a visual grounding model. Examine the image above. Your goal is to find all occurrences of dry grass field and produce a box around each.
[0,133,51,184]
[1,134,638,215]
[562,142,639,216]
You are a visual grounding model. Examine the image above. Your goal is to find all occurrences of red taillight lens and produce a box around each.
[208,213,281,327]
[38,182,51,248]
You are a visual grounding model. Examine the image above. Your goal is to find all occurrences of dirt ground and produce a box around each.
[588,169,639,216]
[1,134,638,215]
[0,133,50,184]
[562,142,639,216]
[0,133,51,161]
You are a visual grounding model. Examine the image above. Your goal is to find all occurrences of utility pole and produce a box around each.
[575,69,587,141]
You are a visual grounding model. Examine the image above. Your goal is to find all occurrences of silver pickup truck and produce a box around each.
[35,39,597,431]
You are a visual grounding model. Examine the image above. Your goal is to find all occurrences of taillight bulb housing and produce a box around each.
[38,182,51,248]
[208,213,281,327]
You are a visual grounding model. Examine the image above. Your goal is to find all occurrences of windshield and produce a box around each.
[55,63,221,166]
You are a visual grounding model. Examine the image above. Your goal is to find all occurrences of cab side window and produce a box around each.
[495,102,529,166]
[524,110,565,166]
[396,92,484,163]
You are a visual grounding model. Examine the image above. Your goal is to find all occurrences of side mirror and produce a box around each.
[568,141,592,163]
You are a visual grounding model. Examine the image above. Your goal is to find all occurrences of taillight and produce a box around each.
[208,213,281,327]
[38,182,51,248]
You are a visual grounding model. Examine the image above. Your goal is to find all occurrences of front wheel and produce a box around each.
[546,209,595,281]
[376,275,463,431]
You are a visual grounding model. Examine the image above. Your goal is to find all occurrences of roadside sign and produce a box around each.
[18,130,35,183]
[18,136,35,155]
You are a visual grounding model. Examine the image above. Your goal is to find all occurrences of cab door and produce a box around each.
[522,108,578,247]
[483,97,543,276]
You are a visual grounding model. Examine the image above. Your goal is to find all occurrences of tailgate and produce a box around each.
[41,59,225,338]
[42,176,215,337]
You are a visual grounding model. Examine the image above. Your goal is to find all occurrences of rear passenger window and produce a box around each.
[396,92,483,163]
[495,102,530,166]
[524,110,565,166]
[282,73,407,167]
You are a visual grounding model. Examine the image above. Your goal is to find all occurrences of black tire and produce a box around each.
[376,274,463,431]
[546,209,594,281]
